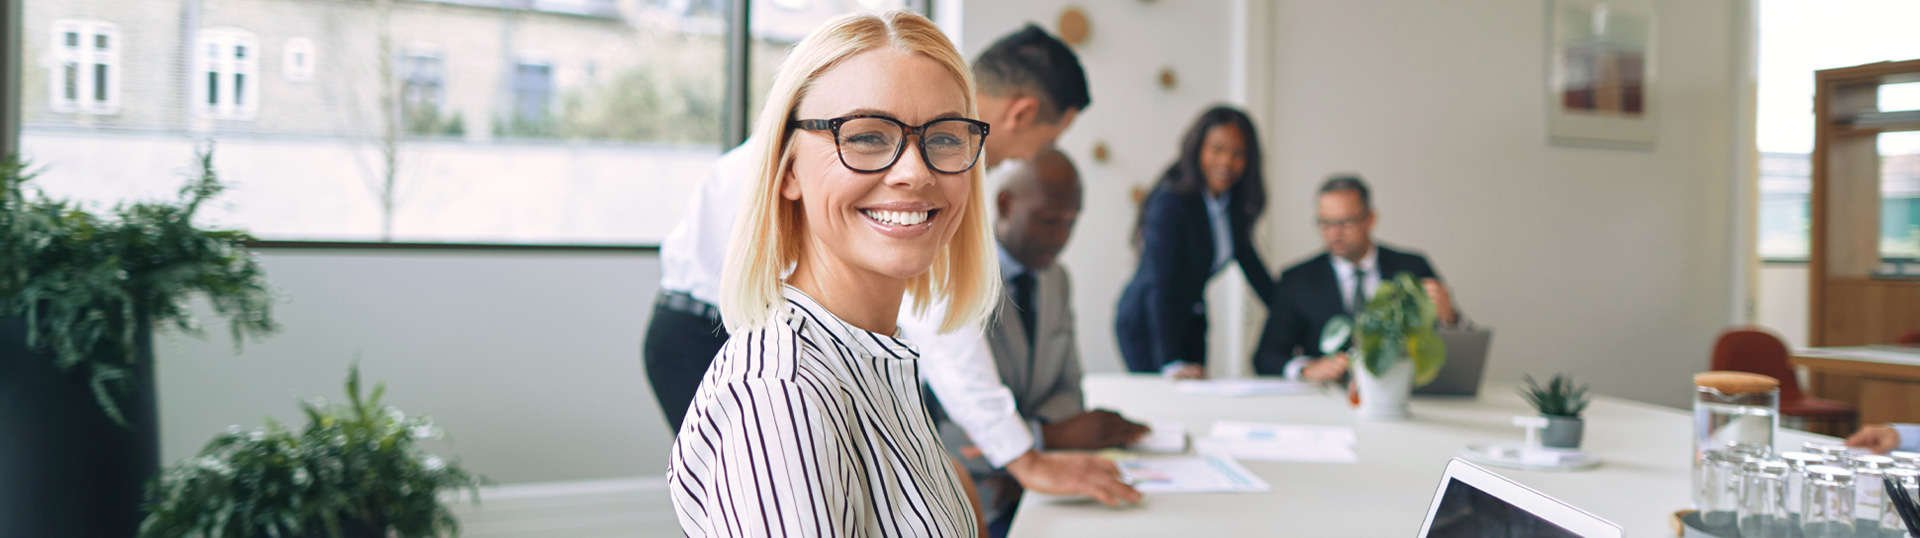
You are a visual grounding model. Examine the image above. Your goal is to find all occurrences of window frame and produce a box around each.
[282,37,315,83]
[47,19,119,115]
[195,28,261,120]
[10,0,932,249]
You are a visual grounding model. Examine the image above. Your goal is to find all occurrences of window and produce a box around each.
[400,49,448,136]
[48,20,119,114]
[18,0,927,245]
[747,0,912,131]
[283,38,315,82]
[1756,0,1920,260]
[198,29,260,119]
[508,61,553,135]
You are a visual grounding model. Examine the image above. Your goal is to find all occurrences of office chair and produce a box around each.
[1710,327,1857,436]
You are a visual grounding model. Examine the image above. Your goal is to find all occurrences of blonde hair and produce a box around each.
[719,11,998,335]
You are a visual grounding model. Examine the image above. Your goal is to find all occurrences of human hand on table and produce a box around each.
[1302,353,1350,382]
[1042,409,1151,450]
[1846,424,1903,454]
[1004,449,1142,507]
[1421,278,1458,325]
[1165,363,1205,380]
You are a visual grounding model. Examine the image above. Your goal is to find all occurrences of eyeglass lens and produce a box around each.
[837,117,984,174]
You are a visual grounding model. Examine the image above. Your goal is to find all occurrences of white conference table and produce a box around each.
[1009,374,1835,537]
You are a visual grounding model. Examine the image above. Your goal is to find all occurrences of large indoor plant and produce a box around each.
[1349,272,1447,420]
[139,365,488,538]
[0,149,277,537]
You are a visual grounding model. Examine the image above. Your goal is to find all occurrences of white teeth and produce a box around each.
[862,209,931,226]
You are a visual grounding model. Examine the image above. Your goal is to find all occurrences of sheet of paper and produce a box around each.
[1128,421,1187,453]
[1118,456,1271,493]
[1194,421,1359,463]
[1173,379,1318,397]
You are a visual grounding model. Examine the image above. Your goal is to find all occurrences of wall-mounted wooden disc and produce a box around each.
[1057,7,1090,46]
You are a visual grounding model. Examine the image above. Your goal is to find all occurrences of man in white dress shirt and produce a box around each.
[644,25,1140,506]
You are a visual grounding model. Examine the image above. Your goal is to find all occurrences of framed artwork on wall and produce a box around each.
[1547,0,1658,149]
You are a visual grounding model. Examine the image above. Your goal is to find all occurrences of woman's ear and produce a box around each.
[780,161,803,201]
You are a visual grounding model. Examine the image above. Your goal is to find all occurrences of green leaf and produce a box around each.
[1408,329,1446,387]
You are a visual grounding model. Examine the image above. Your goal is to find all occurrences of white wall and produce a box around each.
[1260,0,1743,408]
[156,249,669,484]
[1755,263,1808,347]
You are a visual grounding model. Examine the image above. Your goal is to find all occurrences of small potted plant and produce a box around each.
[1345,272,1447,420]
[1520,373,1591,449]
[138,365,488,538]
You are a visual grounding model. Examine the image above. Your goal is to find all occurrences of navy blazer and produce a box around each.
[1115,187,1276,373]
[1250,245,1442,375]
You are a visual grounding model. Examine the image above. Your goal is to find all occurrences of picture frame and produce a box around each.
[1547,0,1658,149]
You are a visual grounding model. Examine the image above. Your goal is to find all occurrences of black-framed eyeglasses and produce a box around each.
[792,115,990,174]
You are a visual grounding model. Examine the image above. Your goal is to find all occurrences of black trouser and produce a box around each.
[642,293,729,432]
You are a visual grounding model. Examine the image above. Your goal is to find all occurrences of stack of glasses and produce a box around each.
[1697,441,1920,538]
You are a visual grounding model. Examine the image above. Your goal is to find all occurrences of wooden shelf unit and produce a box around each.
[1810,58,1920,347]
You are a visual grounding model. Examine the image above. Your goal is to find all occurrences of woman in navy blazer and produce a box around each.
[1115,106,1277,377]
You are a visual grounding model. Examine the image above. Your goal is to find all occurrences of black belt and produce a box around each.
[656,290,721,323]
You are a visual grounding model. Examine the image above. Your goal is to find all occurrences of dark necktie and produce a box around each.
[1350,267,1368,316]
[1011,271,1038,356]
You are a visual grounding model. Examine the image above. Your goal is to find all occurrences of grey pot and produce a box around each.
[1542,415,1584,449]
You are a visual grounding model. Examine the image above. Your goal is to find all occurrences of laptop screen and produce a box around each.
[1424,477,1581,538]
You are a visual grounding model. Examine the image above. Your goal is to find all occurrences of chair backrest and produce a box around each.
[1709,328,1805,402]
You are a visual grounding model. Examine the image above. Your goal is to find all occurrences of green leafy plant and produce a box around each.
[140,364,488,538]
[0,147,277,425]
[1519,373,1591,418]
[1352,272,1446,386]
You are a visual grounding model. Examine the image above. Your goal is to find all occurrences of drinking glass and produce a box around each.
[1854,454,1897,529]
[1703,451,1749,527]
[1890,451,1920,470]
[1801,464,1857,538]
[1804,442,1851,461]
[1878,466,1920,536]
[1781,451,1830,526]
[1739,459,1791,538]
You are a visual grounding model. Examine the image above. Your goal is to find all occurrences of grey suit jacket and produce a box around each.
[983,262,1085,426]
[934,262,1087,514]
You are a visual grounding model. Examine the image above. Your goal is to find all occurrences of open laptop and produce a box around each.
[1418,459,1622,538]
[1413,328,1494,397]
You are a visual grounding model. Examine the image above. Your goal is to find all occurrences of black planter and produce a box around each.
[0,316,160,538]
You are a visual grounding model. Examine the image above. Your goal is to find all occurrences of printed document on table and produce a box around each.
[1173,379,1318,397]
[1194,421,1358,463]
[1118,456,1270,493]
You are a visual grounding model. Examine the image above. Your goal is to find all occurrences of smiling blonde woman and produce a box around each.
[666,11,997,538]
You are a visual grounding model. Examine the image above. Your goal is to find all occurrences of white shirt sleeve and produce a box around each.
[1895,423,1920,453]
[658,138,761,305]
[899,308,1035,468]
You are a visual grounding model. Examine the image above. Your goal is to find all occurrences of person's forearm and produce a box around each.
[904,311,1035,468]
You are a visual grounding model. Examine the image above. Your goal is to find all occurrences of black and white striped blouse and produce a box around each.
[668,285,978,537]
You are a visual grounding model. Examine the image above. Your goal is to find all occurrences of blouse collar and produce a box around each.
[781,285,921,360]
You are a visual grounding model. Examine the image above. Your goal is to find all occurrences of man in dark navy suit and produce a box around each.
[1252,175,1461,379]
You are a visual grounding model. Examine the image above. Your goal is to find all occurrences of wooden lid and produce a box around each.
[1693,371,1779,394]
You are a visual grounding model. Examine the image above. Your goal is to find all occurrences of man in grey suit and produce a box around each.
[933,147,1150,537]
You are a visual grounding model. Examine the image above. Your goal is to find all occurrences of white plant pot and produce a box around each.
[1355,357,1414,421]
